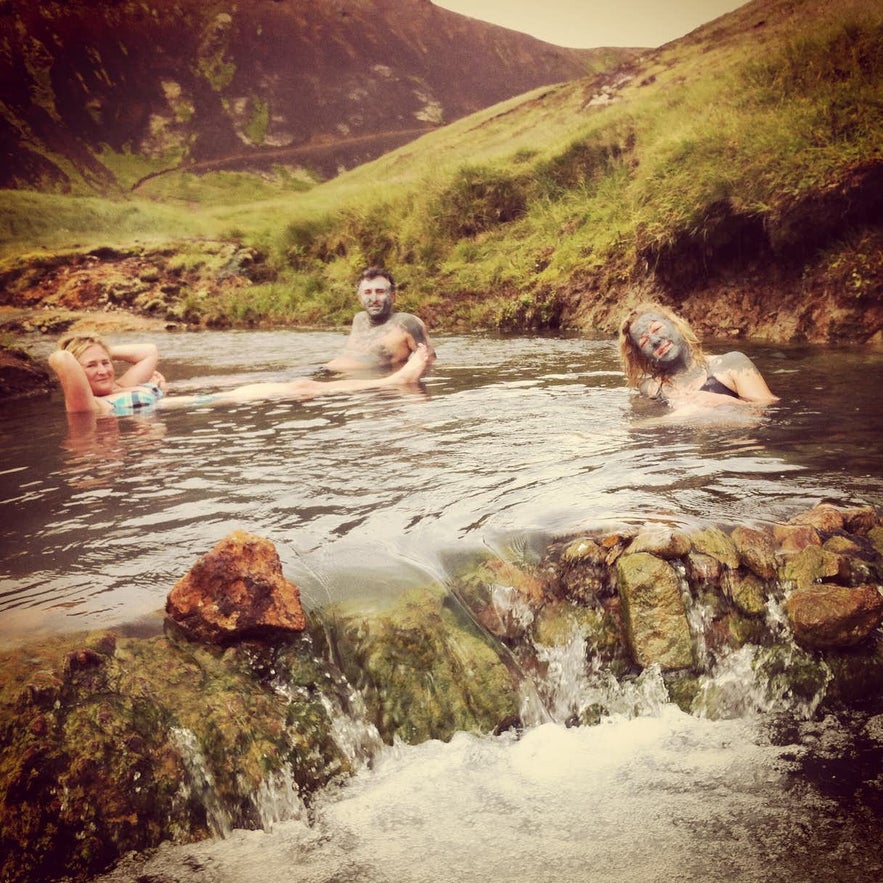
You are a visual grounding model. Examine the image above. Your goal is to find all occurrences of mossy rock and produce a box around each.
[324,589,520,744]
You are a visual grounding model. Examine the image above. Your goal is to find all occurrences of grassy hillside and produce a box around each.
[1,0,881,341]
[0,0,612,193]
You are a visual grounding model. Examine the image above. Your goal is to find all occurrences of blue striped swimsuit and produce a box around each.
[103,384,165,416]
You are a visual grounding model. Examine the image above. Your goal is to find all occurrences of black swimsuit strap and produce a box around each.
[699,375,739,398]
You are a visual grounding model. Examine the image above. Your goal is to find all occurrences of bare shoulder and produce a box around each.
[709,351,778,402]
[350,312,371,331]
[392,312,428,337]
[709,351,759,373]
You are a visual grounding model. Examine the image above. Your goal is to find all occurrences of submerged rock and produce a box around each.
[166,530,306,644]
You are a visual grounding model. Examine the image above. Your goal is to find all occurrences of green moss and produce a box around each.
[243,97,270,146]
[325,589,520,743]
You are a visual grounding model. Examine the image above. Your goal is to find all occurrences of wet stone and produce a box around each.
[166,530,306,645]
[785,584,883,649]
[615,552,694,671]
[687,526,740,569]
[625,527,692,559]
[731,525,778,580]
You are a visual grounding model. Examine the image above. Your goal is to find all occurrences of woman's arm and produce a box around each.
[48,350,99,413]
[713,352,779,403]
[109,343,160,388]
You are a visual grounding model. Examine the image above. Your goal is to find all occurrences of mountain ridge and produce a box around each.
[0,0,635,193]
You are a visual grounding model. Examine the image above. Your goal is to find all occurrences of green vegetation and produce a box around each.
[1,0,881,332]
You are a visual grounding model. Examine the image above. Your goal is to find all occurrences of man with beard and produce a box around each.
[325,266,435,375]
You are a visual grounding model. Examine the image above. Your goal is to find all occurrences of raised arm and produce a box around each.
[48,350,100,413]
[109,342,160,388]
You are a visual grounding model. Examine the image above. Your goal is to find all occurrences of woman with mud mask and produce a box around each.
[618,302,778,410]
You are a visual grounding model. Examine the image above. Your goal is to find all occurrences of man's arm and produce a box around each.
[398,315,436,363]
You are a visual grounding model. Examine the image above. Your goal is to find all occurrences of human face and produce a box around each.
[77,343,116,396]
[628,311,687,369]
[357,275,394,323]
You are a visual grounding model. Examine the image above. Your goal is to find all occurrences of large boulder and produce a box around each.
[785,584,883,649]
[615,552,695,670]
[166,531,306,644]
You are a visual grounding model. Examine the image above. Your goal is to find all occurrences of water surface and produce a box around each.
[2,330,882,642]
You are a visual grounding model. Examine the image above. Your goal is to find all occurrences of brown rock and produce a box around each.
[686,551,722,585]
[731,525,777,580]
[688,527,740,569]
[841,506,879,535]
[773,523,821,553]
[626,528,692,559]
[722,570,768,617]
[166,530,306,644]
[562,537,607,566]
[789,503,845,533]
[781,545,848,589]
[785,584,883,649]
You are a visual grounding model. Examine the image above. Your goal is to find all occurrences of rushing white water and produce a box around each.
[96,704,883,883]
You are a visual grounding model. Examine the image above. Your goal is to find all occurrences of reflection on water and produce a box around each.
[1,331,882,640]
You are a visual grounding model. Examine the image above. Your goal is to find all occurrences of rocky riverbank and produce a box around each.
[1,501,882,882]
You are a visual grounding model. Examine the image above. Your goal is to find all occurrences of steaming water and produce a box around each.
[3,330,883,882]
[2,330,882,642]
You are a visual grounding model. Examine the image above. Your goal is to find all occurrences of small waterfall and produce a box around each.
[532,626,670,725]
[320,688,385,765]
[252,763,305,830]
[169,727,233,838]
[490,582,535,633]
[691,641,831,721]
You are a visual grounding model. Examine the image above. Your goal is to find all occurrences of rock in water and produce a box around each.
[166,530,306,644]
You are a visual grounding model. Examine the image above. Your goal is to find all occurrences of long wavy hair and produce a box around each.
[618,302,706,389]
[57,332,110,362]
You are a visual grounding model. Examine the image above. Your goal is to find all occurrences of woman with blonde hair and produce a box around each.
[49,332,431,416]
[49,333,167,416]
[618,302,778,408]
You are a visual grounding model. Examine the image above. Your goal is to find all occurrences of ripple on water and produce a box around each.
[1,333,882,633]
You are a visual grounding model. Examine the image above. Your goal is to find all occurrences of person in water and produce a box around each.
[618,302,779,410]
[49,332,432,416]
[325,266,436,375]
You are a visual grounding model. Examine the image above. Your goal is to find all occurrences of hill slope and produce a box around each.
[0,0,881,349]
[0,0,629,193]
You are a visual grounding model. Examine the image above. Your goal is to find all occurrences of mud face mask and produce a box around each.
[358,279,395,322]
[629,312,687,369]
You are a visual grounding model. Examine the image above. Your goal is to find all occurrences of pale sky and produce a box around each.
[433,0,750,48]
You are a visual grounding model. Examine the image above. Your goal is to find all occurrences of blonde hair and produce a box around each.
[57,333,111,362]
[618,302,706,389]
